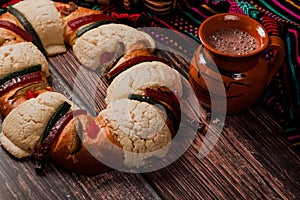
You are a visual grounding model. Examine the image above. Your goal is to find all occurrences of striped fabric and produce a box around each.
[249,0,300,151]
[1,0,299,152]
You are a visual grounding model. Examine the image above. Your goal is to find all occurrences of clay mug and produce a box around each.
[189,13,285,114]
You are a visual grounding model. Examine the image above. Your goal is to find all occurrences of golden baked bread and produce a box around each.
[0,1,183,175]
[0,13,26,47]
[0,92,72,158]
[0,42,49,79]
[98,98,173,168]
[12,0,66,55]
[55,2,102,46]
[105,60,182,104]
[49,115,113,174]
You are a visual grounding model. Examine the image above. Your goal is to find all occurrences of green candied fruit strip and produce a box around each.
[7,6,47,56]
[41,101,71,142]
[0,65,41,85]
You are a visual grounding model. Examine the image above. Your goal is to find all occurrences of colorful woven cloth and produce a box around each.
[1,0,299,152]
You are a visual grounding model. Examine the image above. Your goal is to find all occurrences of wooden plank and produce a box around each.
[48,48,109,114]
[0,148,161,199]
[143,104,300,199]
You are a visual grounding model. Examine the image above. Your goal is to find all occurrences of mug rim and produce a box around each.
[198,13,269,58]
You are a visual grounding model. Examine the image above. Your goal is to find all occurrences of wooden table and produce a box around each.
[0,46,300,200]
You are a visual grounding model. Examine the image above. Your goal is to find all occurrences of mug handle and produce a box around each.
[267,36,285,85]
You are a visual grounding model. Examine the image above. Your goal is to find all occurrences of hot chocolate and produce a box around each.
[207,28,257,55]
[193,13,285,114]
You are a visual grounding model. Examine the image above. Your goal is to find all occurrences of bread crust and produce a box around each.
[54,2,102,46]
[73,23,156,70]
[0,79,54,118]
[1,92,72,158]
[0,132,31,159]
[0,13,25,47]
[0,42,50,79]
[98,98,172,168]
[105,61,182,104]
[50,115,123,174]
[13,0,66,56]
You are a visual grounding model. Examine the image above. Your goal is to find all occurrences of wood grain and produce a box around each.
[0,149,161,199]
[0,45,299,199]
[143,104,300,199]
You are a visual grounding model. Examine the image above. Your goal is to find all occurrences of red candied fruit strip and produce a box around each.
[0,71,42,97]
[34,109,87,161]
[26,90,38,100]
[0,20,32,42]
[108,56,171,81]
[144,88,181,119]
[56,5,63,12]
[1,0,21,8]
[86,121,100,139]
[68,14,117,30]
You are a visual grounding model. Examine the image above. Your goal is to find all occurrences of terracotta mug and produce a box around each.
[189,13,285,114]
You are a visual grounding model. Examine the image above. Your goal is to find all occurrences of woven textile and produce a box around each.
[1,0,299,152]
